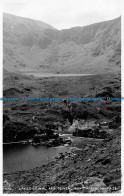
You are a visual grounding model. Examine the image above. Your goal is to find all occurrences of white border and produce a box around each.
[121,0,124,195]
[0,0,3,195]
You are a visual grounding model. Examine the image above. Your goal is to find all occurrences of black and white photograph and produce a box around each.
[1,0,122,194]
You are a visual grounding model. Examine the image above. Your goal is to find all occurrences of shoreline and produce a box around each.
[3,129,121,193]
[3,141,29,145]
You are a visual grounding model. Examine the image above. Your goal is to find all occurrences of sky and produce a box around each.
[3,0,122,29]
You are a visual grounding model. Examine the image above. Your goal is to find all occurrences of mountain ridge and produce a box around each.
[3,13,121,74]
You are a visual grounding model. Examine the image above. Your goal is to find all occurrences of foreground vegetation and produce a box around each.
[3,72,121,193]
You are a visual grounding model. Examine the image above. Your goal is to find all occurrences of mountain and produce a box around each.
[3,13,121,74]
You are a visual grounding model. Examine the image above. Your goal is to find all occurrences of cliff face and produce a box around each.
[3,13,121,74]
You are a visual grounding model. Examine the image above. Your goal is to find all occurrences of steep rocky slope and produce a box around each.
[3,13,121,74]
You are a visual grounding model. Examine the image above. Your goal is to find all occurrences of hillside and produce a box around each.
[3,72,121,193]
[3,13,121,74]
[3,13,121,193]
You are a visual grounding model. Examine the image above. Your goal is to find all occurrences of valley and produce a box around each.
[3,13,121,193]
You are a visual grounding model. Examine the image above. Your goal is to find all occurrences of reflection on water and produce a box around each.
[3,144,68,173]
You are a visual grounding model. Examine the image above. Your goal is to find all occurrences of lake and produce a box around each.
[3,136,100,173]
[3,144,68,173]
[20,72,93,78]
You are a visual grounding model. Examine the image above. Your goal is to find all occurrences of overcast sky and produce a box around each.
[3,0,121,29]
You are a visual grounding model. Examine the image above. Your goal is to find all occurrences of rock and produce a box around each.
[3,88,23,96]
[73,127,109,139]
[95,158,111,165]
[3,114,10,125]
[83,177,108,193]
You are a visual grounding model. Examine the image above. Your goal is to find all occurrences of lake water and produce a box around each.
[20,72,93,78]
[3,144,68,173]
[3,136,99,173]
